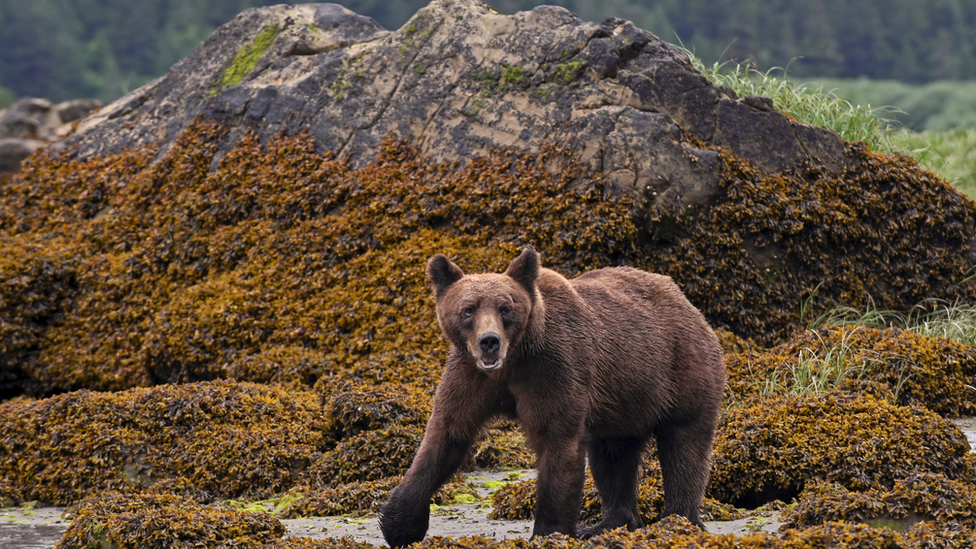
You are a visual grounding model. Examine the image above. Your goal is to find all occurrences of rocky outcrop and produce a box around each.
[4,0,974,361]
[0,97,101,172]
[57,0,845,217]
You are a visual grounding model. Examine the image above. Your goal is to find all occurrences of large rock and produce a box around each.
[57,0,845,218]
[7,0,976,356]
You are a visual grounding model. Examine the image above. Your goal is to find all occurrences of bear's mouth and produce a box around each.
[476,356,504,371]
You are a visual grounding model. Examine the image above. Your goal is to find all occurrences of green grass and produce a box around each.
[681,51,899,152]
[810,302,976,347]
[762,327,880,397]
[801,78,976,132]
[890,128,976,198]
[680,50,976,200]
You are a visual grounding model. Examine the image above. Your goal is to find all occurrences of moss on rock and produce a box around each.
[725,325,976,415]
[709,392,971,507]
[56,490,285,549]
[784,474,976,529]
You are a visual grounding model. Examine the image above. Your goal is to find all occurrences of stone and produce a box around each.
[55,98,103,124]
[0,137,46,173]
[55,0,847,219]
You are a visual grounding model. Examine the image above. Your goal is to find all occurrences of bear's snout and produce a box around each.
[479,333,501,356]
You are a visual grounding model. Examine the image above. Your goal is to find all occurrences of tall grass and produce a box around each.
[801,78,976,132]
[890,128,976,199]
[679,50,900,152]
[762,327,879,397]
[810,302,976,347]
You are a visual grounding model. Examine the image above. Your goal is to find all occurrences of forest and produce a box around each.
[1,0,976,105]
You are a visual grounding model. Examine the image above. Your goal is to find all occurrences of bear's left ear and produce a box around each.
[505,248,540,296]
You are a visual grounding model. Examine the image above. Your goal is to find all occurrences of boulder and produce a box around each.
[57,0,846,218]
[0,97,101,173]
[0,138,45,173]
[6,0,975,355]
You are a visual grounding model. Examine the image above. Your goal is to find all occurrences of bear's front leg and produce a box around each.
[380,362,496,547]
[527,428,587,538]
[379,433,472,547]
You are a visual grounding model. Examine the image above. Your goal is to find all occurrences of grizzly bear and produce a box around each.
[379,249,726,547]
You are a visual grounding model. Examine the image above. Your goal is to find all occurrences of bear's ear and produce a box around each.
[427,254,465,295]
[505,248,540,295]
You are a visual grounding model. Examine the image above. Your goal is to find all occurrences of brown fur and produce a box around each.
[379,249,726,547]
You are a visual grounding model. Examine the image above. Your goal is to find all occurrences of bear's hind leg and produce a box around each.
[656,415,718,529]
[578,436,645,539]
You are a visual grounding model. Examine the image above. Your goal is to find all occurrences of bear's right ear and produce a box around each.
[427,254,465,296]
[505,248,540,296]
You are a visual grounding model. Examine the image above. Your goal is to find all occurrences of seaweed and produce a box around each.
[709,392,971,507]
[784,474,976,529]
[725,325,976,415]
[0,381,323,505]
[55,490,285,549]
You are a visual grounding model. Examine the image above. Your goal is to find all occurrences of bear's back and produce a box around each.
[570,266,692,319]
[565,266,725,432]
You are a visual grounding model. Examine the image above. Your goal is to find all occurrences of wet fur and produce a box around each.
[379,249,726,547]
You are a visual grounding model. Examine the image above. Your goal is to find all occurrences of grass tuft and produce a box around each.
[811,301,976,347]
[678,48,900,152]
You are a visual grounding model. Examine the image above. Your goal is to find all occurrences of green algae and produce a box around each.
[215,25,280,93]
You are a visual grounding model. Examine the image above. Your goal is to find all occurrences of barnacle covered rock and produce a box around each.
[2,118,636,397]
[0,380,324,505]
[725,325,976,415]
[783,474,976,529]
[709,392,971,507]
[320,383,433,445]
[276,477,400,519]
[263,537,376,549]
[471,423,536,471]
[56,490,285,549]
[310,425,423,485]
[644,146,976,346]
[488,474,665,525]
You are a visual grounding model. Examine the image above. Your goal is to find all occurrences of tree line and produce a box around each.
[1,0,974,105]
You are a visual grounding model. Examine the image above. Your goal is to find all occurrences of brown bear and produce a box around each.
[379,249,726,547]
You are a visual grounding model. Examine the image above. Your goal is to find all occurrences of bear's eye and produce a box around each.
[461,307,475,319]
[499,305,512,317]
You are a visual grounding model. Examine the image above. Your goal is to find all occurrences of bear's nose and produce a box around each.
[479,333,501,356]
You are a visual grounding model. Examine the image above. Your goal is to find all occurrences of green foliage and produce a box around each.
[7,1,976,104]
[0,1,284,103]
[891,128,976,199]
[810,302,976,346]
[806,78,976,131]
[0,84,14,108]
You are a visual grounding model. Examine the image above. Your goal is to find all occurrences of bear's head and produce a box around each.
[427,249,541,372]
